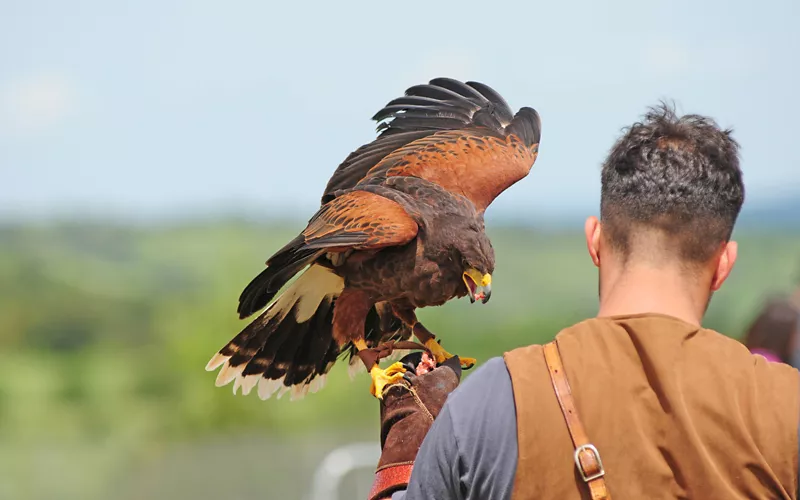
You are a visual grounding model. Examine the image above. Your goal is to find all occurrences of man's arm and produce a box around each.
[390,402,463,499]
[387,357,519,500]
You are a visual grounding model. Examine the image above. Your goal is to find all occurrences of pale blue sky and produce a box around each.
[1,0,798,222]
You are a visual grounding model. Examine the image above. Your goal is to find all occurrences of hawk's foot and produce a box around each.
[369,361,407,399]
[423,339,476,369]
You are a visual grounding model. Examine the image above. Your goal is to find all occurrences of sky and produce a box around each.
[1,0,798,223]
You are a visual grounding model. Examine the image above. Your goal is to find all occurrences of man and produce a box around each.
[367,104,800,500]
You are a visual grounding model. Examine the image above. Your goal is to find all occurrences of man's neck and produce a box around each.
[596,266,710,327]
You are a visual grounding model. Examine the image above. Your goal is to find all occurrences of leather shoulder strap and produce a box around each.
[543,341,612,500]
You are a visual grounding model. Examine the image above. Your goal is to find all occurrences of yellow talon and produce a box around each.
[423,339,476,369]
[369,361,407,399]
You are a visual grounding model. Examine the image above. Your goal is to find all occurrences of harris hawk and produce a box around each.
[206,77,541,400]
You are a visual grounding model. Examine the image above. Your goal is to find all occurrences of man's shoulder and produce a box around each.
[447,357,516,419]
[451,357,512,396]
[699,327,799,378]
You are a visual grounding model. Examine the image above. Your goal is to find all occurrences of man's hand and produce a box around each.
[368,351,462,500]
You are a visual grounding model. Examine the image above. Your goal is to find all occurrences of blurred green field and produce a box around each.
[1,221,798,499]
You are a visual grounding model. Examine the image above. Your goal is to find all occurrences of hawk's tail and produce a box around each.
[205,264,406,401]
[236,234,323,320]
[206,264,344,401]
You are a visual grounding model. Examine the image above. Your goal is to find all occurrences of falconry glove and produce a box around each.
[368,352,462,500]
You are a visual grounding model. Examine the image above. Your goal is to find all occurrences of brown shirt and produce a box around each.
[505,313,800,499]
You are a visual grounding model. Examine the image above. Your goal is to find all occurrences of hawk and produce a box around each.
[206,77,541,399]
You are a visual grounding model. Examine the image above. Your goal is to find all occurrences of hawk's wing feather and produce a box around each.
[504,107,542,149]
[322,131,432,204]
[427,77,491,101]
[376,116,468,134]
[372,104,470,123]
[459,81,514,122]
[303,190,418,251]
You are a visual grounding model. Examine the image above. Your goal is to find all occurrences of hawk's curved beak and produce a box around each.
[463,269,492,304]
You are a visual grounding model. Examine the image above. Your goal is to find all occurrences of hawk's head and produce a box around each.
[455,226,495,304]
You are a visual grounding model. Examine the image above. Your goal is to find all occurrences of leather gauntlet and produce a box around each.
[368,352,462,500]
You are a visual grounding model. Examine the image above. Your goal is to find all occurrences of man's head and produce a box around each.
[585,103,745,312]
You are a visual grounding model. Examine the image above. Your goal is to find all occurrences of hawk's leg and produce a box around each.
[392,307,476,369]
[354,339,406,399]
[334,289,407,399]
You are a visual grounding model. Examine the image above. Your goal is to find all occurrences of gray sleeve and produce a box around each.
[391,401,463,500]
[392,357,518,500]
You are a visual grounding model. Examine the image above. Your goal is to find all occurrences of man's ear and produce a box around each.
[585,216,601,268]
[711,241,738,291]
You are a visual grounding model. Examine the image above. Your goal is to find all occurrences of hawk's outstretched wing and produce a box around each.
[322,77,541,213]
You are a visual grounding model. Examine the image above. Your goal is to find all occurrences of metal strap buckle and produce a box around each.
[574,443,605,482]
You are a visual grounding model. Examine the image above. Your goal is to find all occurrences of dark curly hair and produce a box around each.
[601,102,745,263]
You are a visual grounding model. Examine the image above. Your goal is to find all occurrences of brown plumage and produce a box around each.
[206,77,541,400]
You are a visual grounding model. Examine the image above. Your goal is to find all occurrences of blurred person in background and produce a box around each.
[744,296,800,366]
[366,104,800,500]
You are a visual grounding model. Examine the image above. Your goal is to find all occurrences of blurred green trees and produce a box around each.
[0,221,798,499]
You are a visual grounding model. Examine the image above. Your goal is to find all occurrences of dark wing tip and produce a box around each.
[427,77,488,101]
[465,81,514,123]
[505,107,542,148]
[371,77,518,137]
